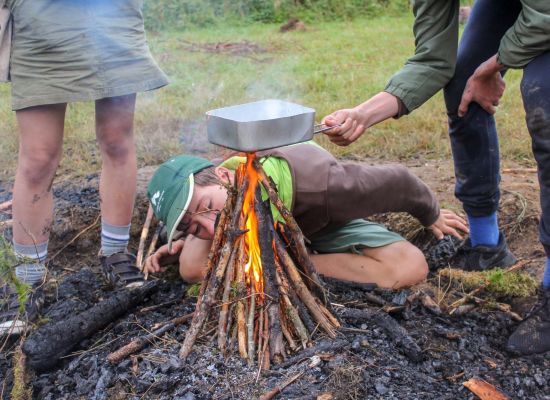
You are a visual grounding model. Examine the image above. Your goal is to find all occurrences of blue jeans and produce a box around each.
[444,0,550,254]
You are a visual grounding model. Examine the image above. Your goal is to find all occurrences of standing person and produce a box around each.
[0,0,168,335]
[322,0,550,355]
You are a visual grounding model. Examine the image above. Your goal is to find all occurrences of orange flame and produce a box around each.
[241,153,264,296]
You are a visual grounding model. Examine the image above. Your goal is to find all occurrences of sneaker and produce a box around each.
[100,252,145,289]
[451,231,517,271]
[506,287,550,355]
[0,282,44,336]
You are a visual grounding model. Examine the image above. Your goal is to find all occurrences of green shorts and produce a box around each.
[308,219,405,255]
[8,0,169,110]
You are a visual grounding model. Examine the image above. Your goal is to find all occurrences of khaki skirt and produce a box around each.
[7,0,168,110]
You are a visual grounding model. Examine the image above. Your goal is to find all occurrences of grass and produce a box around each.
[439,267,539,298]
[0,14,531,181]
[0,237,30,312]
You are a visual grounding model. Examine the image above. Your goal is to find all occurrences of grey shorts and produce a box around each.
[7,0,168,110]
[309,219,405,255]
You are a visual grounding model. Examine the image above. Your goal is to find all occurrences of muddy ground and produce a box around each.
[0,157,549,399]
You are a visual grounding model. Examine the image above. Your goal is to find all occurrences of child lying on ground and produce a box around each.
[145,142,467,288]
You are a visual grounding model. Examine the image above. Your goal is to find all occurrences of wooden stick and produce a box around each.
[259,371,305,400]
[236,241,248,359]
[463,378,510,400]
[274,235,337,338]
[0,199,12,212]
[217,237,239,354]
[142,222,163,278]
[261,308,270,371]
[0,219,13,229]
[137,205,154,269]
[275,258,309,348]
[179,181,245,360]
[254,159,329,307]
[247,284,257,364]
[256,195,284,364]
[107,313,193,364]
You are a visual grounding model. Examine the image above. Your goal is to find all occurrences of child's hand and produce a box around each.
[144,239,185,274]
[428,209,469,240]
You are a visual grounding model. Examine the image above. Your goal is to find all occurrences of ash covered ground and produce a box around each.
[1,161,549,399]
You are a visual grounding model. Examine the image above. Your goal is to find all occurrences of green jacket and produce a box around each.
[385,0,550,114]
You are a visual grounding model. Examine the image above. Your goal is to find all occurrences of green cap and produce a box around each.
[147,155,213,250]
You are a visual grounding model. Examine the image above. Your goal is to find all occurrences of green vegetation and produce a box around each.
[186,283,202,298]
[0,237,30,312]
[439,267,539,298]
[143,0,409,30]
[0,13,530,180]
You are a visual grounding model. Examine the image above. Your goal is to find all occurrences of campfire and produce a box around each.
[179,153,339,368]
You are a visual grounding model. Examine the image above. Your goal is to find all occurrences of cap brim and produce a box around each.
[166,174,194,252]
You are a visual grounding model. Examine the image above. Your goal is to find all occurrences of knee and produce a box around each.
[97,122,134,161]
[388,243,428,288]
[18,150,61,187]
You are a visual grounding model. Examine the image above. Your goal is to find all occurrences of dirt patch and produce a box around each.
[1,157,549,399]
[180,40,270,61]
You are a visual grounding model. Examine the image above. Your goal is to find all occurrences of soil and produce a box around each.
[0,157,549,400]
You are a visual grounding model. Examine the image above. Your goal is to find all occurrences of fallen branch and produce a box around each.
[143,221,163,279]
[136,205,154,270]
[339,308,424,362]
[501,168,536,174]
[107,312,193,364]
[24,281,158,372]
[276,338,349,370]
[0,219,13,229]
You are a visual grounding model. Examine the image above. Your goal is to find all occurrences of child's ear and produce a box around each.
[214,166,233,184]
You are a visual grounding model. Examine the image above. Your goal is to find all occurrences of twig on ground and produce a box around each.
[448,259,531,312]
[259,371,304,400]
[137,205,155,270]
[463,378,510,400]
[48,214,101,262]
[0,200,12,211]
[108,313,193,364]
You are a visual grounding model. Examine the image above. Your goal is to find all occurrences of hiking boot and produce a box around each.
[100,252,145,289]
[451,231,517,271]
[0,282,44,336]
[506,287,550,355]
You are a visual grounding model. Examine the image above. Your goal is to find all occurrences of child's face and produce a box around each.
[178,169,232,240]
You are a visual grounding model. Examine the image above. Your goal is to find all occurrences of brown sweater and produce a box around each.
[259,143,440,239]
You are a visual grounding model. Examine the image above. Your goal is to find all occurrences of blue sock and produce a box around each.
[467,213,499,247]
[543,258,550,290]
[101,220,130,256]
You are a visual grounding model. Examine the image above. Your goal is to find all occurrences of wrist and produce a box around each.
[356,92,399,128]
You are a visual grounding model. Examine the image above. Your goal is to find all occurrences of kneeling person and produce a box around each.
[146,142,467,288]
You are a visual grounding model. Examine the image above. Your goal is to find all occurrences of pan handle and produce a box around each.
[313,123,342,134]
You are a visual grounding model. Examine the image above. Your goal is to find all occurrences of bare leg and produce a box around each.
[95,94,137,226]
[12,104,66,246]
[310,241,428,289]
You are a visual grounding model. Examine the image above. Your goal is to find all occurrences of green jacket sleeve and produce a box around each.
[498,0,550,68]
[384,0,459,114]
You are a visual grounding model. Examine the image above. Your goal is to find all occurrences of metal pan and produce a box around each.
[207,99,331,152]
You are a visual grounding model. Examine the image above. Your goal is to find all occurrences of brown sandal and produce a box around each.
[101,252,144,289]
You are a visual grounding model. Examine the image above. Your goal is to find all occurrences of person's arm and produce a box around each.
[498,0,550,69]
[323,0,460,146]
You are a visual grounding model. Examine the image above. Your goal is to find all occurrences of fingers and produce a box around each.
[458,91,472,118]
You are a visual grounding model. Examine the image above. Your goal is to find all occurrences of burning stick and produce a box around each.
[217,237,239,354]
[254,159,329,306]
[136,205,154,269]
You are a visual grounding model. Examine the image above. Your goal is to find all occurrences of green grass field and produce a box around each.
[0,15,531,180]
